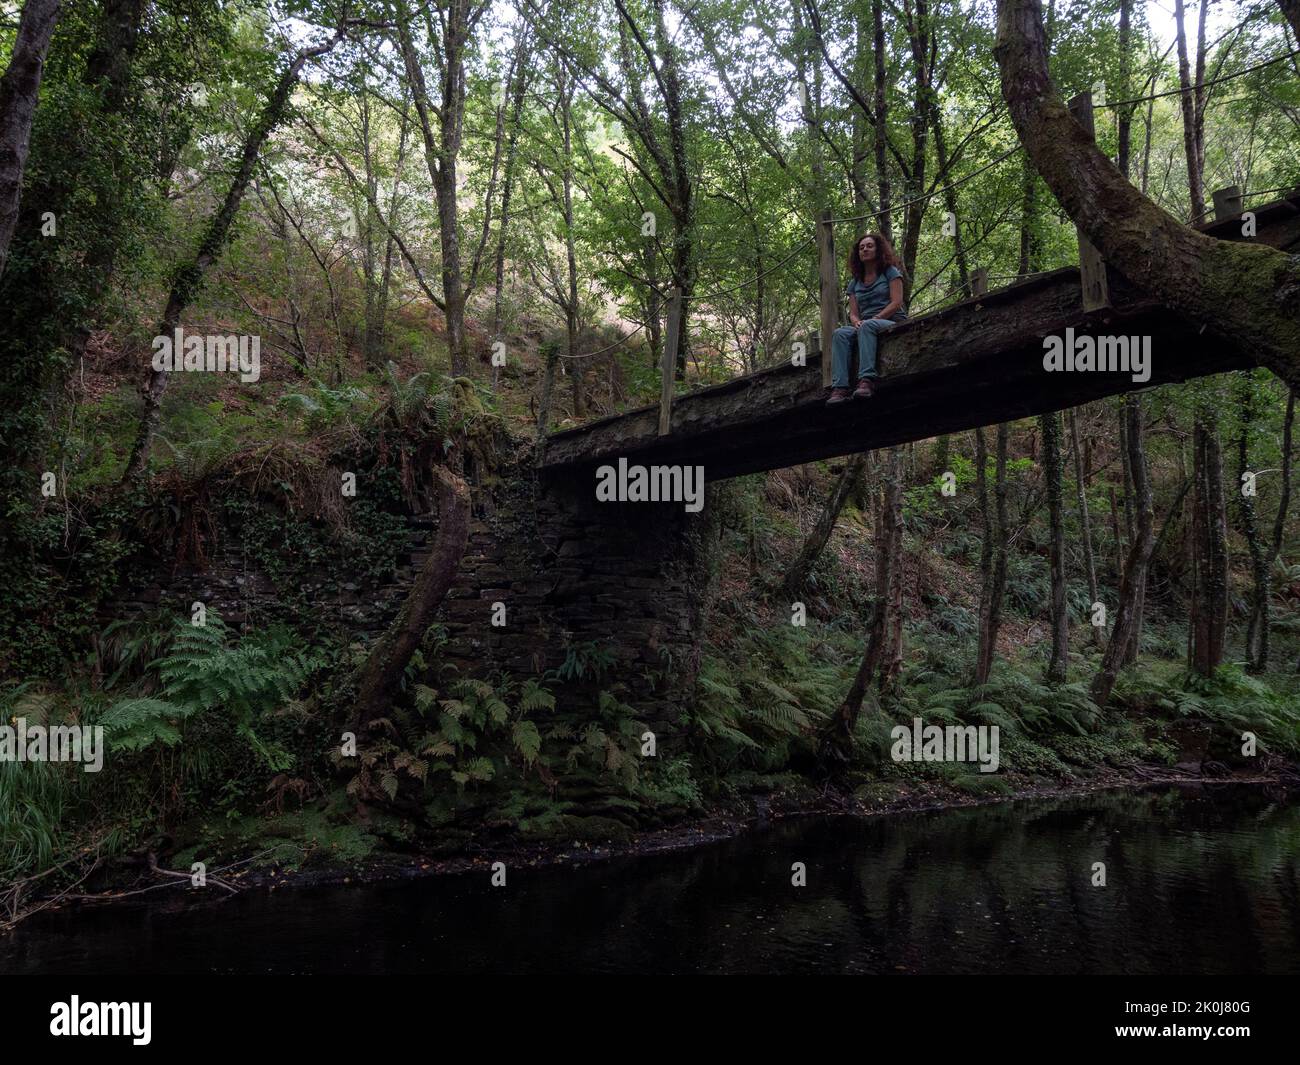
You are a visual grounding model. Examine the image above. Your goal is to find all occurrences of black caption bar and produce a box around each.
[0,976,1293,1052]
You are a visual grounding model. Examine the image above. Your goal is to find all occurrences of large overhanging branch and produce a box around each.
[993,0,1300,388]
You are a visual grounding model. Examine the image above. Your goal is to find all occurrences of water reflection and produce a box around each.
[3,784,1297,974]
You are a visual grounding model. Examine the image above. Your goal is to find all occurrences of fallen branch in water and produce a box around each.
[0,842,105,933]
[1,842,309,930]
[147,852,239,894]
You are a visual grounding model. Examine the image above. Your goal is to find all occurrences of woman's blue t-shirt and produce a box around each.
[847,265,907,320]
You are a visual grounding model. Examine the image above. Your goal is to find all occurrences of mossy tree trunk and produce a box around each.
[1279,0,1300,44]
[974,424,1009,684]
[780,453,867,601]
[122,23,348,484]
[1265,389,1295,670]
[351,465,471,732]
[1120,397,1148,666]
[1040,411,1069,683]
[994,0,1300,390]
[819,448,902,765]
[1235,376,1271,672]
[1189,414,1229,676]
[880,447,906,695]
[0,0,62,280]
[1068,408,1102,648]
[1092,397,1154,706]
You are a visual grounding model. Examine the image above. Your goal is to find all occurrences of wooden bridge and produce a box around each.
[542,185,1300,482]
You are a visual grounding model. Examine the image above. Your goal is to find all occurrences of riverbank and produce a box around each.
[8,756,1294,933]
[6,776,1300,977]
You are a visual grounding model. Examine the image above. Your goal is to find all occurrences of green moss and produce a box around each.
[519,812,635,844]
[952,773,1012,797]
[175,802,384,873]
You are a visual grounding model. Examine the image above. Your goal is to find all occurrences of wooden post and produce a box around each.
[658,286,681,436]
[971,267,989,297]
[1067,92,1110,312]
[817,210,838,388]
[1211,185,1243,221]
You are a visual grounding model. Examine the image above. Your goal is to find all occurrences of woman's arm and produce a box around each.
[847,286,861,326]
[871,277,905,321]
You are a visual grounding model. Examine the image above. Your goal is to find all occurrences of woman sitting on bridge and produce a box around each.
[826,233,907,404]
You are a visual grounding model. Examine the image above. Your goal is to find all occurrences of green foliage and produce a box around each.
[692,625,841,770]
[549,641,618,683]
[558,690,647,788]
[888,665,1102,778]
[1115,663,1300,755]
[905,454,975,531]
[279,381,374,433]
[100,613,318,769]
[925,597,978,638]
[350,675,559,802]
[0,686,92,882]
[1004,554,1050,617]
[0,498,136,679]
[3,0,1299,902]
[0,758,77,883]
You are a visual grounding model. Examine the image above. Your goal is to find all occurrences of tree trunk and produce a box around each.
[1091,395,1154,705]
[933,434,951,477]
[493,37,531,340]
[1068,408,1102,647]
[1259,386,1294,671]
[819,449,901,764]
[1108,485,1123,572]
[1017,161,1038,278]
[0,0,62,280]
[900,1,933,278]
[1173,0,1207,222]
[396,0,478,377]
[376,106,412,368]
[931,103,970,293]
[560,72,583,418]
[534,348,560,464]
[1279,0,1300,44]
[780,453,868,600]
[649,0,694,378]
[850,16,869,214]
[1236,376,1270,672]
[351,465,470,731]
[974,424,1010,684]
[1120,397,1147,666]
[993,0,1300,389]
[871,0,892,239]
[1040,410,1069,682]
[1190,414,1229,675]
[122,26,346,484]
[1119,402,1135,545]
[880,447,906,695]
[1116,0,1134,179]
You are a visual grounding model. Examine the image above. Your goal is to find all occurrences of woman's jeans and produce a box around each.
[831,318,901,387]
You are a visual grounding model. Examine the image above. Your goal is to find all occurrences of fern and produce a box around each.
[97,697,198,751]
[99,614,316,767]
[512,720,542,764]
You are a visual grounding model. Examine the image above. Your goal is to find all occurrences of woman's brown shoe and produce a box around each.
[826,387,852,405]
[854,378,876,399]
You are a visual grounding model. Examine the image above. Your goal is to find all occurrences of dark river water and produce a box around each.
[3,784,1299,974]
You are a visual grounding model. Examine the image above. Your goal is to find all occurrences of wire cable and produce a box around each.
[1097,49,1299,110]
